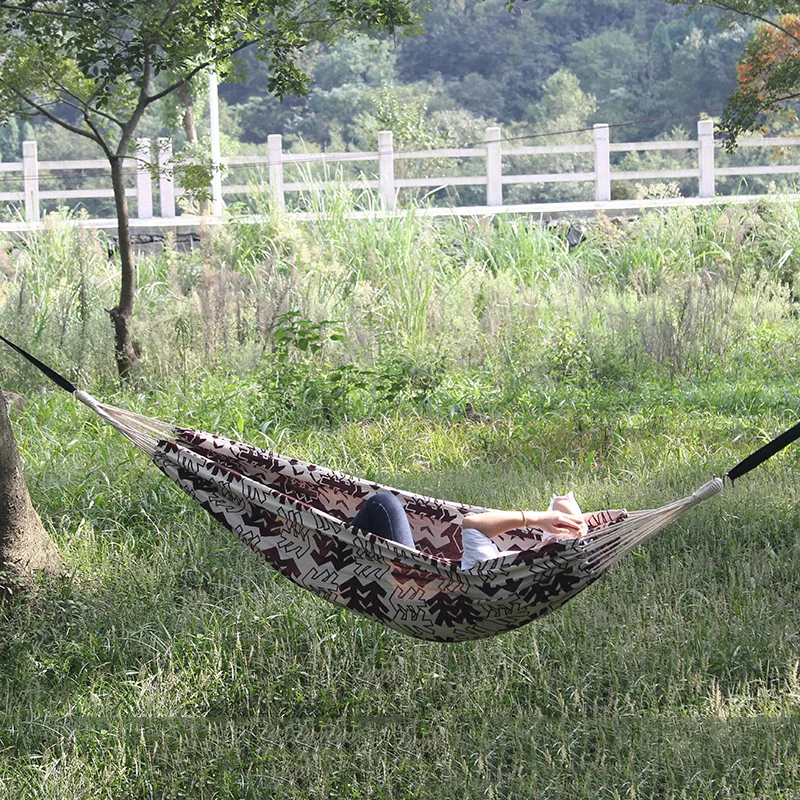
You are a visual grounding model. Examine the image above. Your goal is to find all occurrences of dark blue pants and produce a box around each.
[351,492,415,549]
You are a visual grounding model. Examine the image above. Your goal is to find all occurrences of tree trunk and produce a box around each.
[177,81,211,216]
[0,393,63,597]
[178,81,199,143]
[108,154,140,382]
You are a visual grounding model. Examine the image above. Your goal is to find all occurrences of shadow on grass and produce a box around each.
[1,463,799,798]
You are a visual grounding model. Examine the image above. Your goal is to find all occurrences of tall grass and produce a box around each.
[1,197,799,798]
[2,198,798,408]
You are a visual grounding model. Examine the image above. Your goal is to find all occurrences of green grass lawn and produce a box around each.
[1,375,799,799]
[2,204,800,797]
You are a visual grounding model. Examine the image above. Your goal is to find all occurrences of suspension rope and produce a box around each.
[726,419,800,484]
[0,334,76,394]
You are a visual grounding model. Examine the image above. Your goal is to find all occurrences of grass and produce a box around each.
[1,200,800,797]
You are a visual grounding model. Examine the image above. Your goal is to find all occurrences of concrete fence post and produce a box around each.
[208,69,224,216]
[158,138,175,218]
[697,119,715,199]
[378,130,395,211]
[593,124,611,202]
[486,126,502,206]
[22,141,40,223]
[136,138,153,220]
[268,134,285,211]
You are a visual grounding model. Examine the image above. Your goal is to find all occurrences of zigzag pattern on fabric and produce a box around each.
[75,391,723,642]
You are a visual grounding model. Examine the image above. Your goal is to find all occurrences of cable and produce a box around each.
[497,108,726,145]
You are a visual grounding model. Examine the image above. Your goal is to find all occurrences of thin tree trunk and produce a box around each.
[178,81,199,142]
[177,81,211,216]
[0,393,63,597]
[108,154,140,381]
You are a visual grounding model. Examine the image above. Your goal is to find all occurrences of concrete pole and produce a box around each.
[22,141,39,223]
[158,138,176,218]
[135,138,153,220]
[593,124,611,202]
[485,126,502,206]
[378,130,395,211]
[697,119,716,199]
[268,134,285,211]
[208,69,224,216]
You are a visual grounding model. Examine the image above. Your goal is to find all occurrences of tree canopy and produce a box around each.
[218,0,747,153]
[666,1,800,146]
[0,0,420,378]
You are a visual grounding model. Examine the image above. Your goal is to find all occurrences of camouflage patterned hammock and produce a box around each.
[3,336,797,643]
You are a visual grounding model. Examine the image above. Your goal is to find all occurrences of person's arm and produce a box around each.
[462,509,585,538]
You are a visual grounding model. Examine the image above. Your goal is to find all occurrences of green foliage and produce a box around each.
[1,202,800,795]
[314,36,398,92]
[354,82,446,154]
[266,38,399,147]
[270,311,345,360]
[0,1,420,152]
[526,70,597,132]
[159,73,209,136]
[663,1,800,147]
[568,28,643,120]
[3,197,800,420]
[0,0,767,201]
[0,117,20,161]
[207,0,754,153]
[0,0,422,375]
[506,70,596,203]
[171,139,216,204]
[544,318,594,384]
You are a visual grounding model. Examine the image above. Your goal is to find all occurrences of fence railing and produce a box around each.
[6,138,178,224]
[5,120,800,226]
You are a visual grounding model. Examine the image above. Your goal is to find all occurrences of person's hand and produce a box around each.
[528,510,588,537]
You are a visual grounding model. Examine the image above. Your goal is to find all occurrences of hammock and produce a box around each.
[3,336,799,642]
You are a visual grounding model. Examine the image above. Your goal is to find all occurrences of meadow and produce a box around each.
[1,196,800,798]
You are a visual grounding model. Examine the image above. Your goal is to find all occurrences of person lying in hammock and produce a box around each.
[351,491,588,569]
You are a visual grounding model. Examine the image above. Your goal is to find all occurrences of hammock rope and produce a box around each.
[2,335,798,642]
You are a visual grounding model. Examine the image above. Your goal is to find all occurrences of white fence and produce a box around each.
[6,120,800,228]
[6,138,180,224]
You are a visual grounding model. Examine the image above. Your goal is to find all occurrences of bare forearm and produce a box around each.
[462,510,538,538]
[463,508,586,538]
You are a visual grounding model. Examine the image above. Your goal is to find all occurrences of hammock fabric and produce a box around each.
[2,335,797,643]
[76,390,726,642]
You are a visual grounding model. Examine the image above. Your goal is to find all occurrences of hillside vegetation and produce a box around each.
[1,0,749,166]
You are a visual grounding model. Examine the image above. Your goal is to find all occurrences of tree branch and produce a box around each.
[146,39,258,105]
[758,89,800,106]
[160,2,182,28]
[684,1,800,44]
[81,108,114,159]
[4,84,107,149]
[117,47,154,155]
[36,66,125,129]
[0,2,86,22]
[0,2,129,46]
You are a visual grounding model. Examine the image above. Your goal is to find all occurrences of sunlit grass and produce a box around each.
[1,201,799,797]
